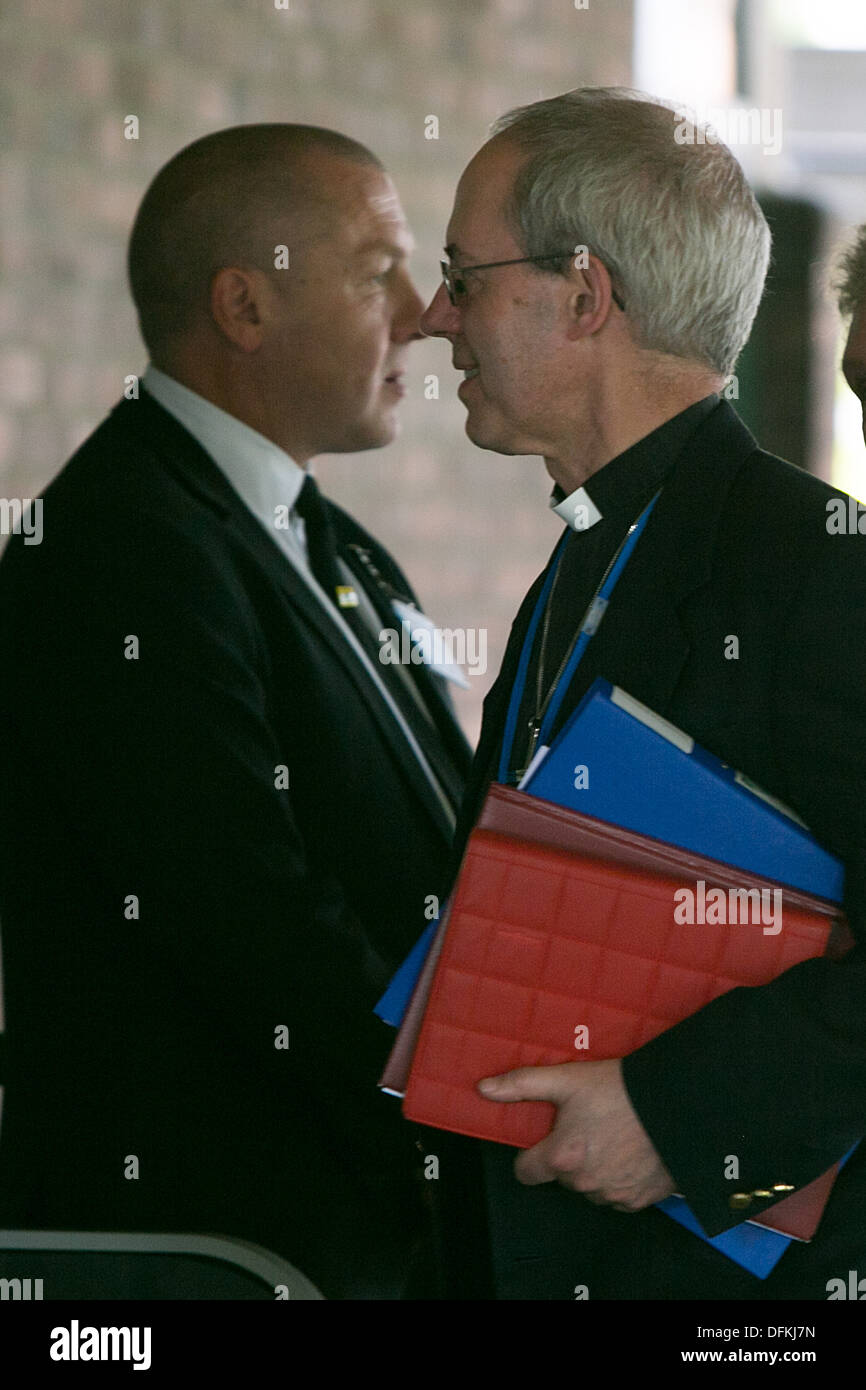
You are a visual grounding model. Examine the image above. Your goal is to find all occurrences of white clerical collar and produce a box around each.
[141,365,307,518]
[549,483,603,532]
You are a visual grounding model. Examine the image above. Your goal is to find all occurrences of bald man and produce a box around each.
[0,126,470,1299]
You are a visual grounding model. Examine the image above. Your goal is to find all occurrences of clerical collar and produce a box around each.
[550,486,602,532]
[549,394,720,531]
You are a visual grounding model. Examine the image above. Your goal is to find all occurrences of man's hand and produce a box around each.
[478,1058,676,1211]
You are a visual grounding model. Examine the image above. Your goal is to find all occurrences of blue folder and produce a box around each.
[375,919,438,1027]
[523,678,843,903]
[657,1196,792,1278]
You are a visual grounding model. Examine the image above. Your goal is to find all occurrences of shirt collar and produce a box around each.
[141,365,308,519]
[549,394,720,531]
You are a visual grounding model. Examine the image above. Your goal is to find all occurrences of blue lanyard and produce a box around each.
[498,490,661,783]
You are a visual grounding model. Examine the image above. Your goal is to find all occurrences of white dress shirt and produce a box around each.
[141,365,454,827]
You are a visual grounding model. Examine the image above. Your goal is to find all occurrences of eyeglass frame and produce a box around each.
[440,251,626,312]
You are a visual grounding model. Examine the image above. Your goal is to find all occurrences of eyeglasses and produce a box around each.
[440,252,626,311]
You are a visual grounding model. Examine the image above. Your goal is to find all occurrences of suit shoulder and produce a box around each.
[7,401,227,560]
[731,444,838,510]
[0,402,248,630]
[727,442,862,536]
[722,444,866,601]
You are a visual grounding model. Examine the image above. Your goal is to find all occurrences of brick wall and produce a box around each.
[0,0,634,738]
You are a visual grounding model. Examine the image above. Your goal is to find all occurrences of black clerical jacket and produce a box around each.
[445,399,866,1300]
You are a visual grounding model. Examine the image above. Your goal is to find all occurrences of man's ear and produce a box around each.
[564,254,619,341]
[210,267,266,352]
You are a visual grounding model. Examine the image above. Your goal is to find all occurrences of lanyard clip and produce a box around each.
[580,594,609,638]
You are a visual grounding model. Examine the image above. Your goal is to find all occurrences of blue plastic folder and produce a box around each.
[656,1196,792,1278]
[375,919,438,1028]
[522,678,843,903]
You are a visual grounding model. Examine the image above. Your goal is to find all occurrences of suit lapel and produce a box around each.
[234,506,461,839]
[333,533,473,793]
[119,392,457,844]
[325,507,475,786]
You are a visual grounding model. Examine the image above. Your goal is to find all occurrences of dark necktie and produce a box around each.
[295,475,360,616]
[293,474,464,804]
[293,473,387,671]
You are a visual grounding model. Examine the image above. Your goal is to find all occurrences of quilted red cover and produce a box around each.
[403,785,849,1149]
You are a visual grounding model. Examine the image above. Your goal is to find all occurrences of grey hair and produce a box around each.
[834,225,866,319]
[490,88,771,378]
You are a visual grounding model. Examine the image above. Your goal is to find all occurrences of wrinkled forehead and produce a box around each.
[279,155,412,259]
[327,164,413,253]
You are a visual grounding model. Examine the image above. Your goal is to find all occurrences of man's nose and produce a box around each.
[393,275,428,342]
[420,281,461,338]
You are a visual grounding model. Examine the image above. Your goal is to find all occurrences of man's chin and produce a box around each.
[464,411,522,457]
[325,416,399,455]
[363,416,400,450]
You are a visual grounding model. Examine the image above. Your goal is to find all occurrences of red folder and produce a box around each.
[398,785,852,1236]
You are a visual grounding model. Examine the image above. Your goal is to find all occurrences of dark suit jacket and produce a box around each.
[444,400,866,1300]
[0,390,470,1299]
